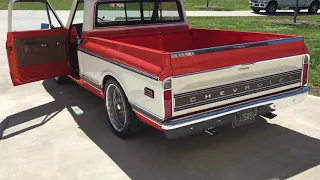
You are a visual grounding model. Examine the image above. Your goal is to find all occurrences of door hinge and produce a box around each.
[7,46,12,51]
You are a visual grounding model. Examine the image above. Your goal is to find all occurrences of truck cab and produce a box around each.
[250,0,319,14]
[6,0,310,139]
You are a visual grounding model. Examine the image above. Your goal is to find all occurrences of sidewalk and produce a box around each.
[185,9,318,16]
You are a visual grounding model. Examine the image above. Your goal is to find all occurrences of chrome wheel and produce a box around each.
[106,84,127,132]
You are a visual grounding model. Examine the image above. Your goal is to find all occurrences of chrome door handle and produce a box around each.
[40,44,47,47]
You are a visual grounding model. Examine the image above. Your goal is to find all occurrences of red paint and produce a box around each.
[68,75,84,86]
[83,83,104,98]
[79,37,172,81]
[7,28,69,86]
[68,75,104,98]
[135,113,163,131]
[81,28,308,80]
[302,63,309,86]
[70,26,80,43]
[164,90,172,118]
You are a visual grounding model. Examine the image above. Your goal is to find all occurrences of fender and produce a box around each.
[100,70,128,96]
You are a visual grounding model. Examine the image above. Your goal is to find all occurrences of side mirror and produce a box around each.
[40,23,50,29]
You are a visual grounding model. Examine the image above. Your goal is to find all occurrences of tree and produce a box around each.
[293,0,300,23]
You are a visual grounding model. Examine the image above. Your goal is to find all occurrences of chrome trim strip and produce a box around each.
[172,54,306,79]
[174,80,301,111]
[163,87,309,130]
[81,74,101,89]
[129,101,163,124]
[171,41,268,58]
[267,37,303,45]
[170,37,303,58]
[78,48,159,81]
[174,69,302,98]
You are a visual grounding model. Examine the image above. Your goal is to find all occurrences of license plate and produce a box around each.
[232,107,258,128]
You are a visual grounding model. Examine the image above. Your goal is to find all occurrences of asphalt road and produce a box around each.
[0,10,320,180]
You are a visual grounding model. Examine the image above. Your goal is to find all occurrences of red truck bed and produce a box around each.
[88,28,307,78]
[105,28,295,53]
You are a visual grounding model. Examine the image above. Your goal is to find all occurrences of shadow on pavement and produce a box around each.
[252,11,320,16]
[1,79,320,180]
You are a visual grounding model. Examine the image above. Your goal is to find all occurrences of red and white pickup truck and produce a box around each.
[6,0,310,138]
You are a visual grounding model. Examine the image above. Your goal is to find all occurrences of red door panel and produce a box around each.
[6,28,70,86]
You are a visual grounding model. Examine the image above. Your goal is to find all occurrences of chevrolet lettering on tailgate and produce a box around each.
[174,69,302,111]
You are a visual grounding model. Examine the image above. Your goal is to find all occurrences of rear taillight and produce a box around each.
[164,90,172,118]
[163,78,172,119]
[302,55,310,86]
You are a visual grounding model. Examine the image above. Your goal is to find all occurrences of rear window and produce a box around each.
[95,0,184,28]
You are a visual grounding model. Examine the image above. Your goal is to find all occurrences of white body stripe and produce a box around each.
[78,51,165,119]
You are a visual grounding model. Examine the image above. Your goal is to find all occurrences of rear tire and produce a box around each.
[54,76,71,84]
[308,1,319,13]
[104,79,142,138]
[266,2,277,14]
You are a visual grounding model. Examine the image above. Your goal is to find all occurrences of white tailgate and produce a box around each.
[171,54,305,116]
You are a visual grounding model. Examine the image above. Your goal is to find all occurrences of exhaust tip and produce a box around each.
[261,112,277,119]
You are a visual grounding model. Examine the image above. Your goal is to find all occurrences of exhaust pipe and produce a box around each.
[205,127,218,136]
[261,112,277,119]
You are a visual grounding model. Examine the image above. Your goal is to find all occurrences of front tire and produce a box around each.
[104,79,142,138]
[266,2,277,14]
[308,1,319,13]
[252,8,261,13]
[54,76,71,84]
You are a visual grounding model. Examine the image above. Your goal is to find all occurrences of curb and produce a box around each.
[0,118,9,140]
[308,95,320,100]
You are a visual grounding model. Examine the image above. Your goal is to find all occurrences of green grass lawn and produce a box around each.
[189,16,320,95]
[0,0,250,11]
[0,0,73,10]
[183,0,250,10]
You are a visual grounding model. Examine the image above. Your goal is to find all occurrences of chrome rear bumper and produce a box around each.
[163,87,309,139]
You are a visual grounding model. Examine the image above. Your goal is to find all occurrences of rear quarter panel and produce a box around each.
[77,37,173,120]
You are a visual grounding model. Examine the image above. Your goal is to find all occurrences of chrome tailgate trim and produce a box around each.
[163,87,309,131]
[170,37,303,58]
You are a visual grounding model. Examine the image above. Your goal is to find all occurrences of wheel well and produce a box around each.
[102,75,115,93]
[102,75,130,102]
[269,0,278,7]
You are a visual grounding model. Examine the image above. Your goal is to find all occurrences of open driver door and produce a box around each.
[6,0,70,86]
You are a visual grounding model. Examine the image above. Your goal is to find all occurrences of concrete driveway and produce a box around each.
[0,10,320,180]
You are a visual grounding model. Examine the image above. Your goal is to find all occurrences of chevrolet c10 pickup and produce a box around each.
[6,0,310,139]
